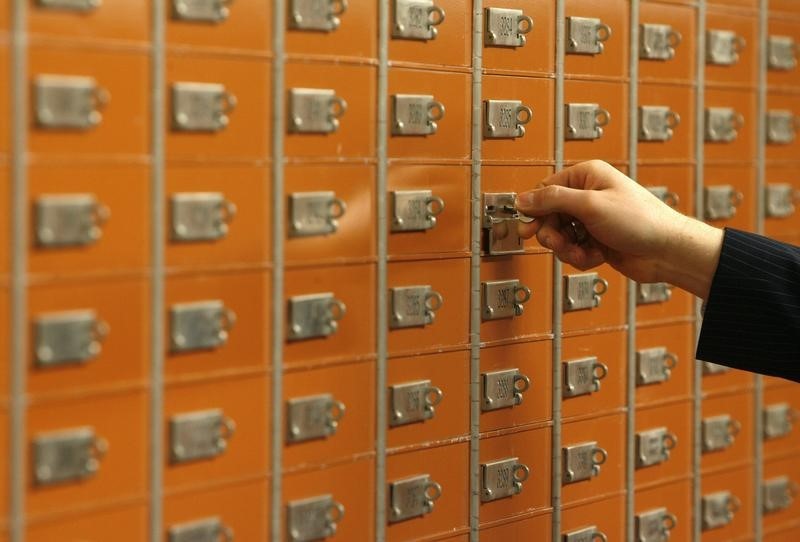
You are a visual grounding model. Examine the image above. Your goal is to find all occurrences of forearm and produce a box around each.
[656,215,724,300]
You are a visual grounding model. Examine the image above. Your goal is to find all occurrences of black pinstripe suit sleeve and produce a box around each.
[697,228,800,382]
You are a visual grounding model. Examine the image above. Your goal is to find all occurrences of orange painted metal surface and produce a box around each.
[482,0,556,76]
[27,504,147,542]
[701,466,755,542]
[637,82,696,162]
[286,0,375,60]
[635,400,693,488]
[704,164,757,232]
[701,390,755,473]
[705,8,759,87]
[762,455,800,533]
[29,0,150,44]
[479,513,551,541]
[561,263,626,334]
[561,494,625,542]
[635,322,694,407]
[564,80,629,164]
[766,91,800,162]
[639,2,697,84]
[764,165,800,239]
[635,478,693,542]
[763,384,800,460]
[768,18,800,91]
[703,88,757,164]
[564,0,630,79]
[388,0,471,68]
[166,0,271,52]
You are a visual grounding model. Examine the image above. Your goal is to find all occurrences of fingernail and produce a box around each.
[516,191,536,207]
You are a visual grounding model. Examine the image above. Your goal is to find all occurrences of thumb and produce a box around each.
[516,184,592,218]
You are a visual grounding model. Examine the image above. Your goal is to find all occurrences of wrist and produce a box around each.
[657,215,724,300]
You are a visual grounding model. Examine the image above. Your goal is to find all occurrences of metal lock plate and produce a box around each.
[484,7,533,48]
[769,35,797,71]
[765,183,796,219]
[289,88,346,134]
[564,272,608,312]
[393,0,445,41]
[483,99,532,139]
[390,380,442,426]
[704,185,742,221]
[481,368,530,412]
[702,491,739,531]
[286,495,344,542]
[34,310,107,367]
[705,107,742,143]
[172,0,231,22]
[707,30,744,66]
[636,347,677,386]
[640,23,681,61]
[563,356,607,398]
[35,194,107,247]
[637,282,673,305]
[170,409,234,464]
[390,285,442,329]
[33,427,106,485]
[290,0,347,32]
[635,427,677,468]
[37,0,101,10]
[635,507,677,542]
[172,82,235,132]
[702,414,739,452]
[287,293,346,341]
[287,393,345,443]
[563,441,607,484]
[764,403,794,440]
[703,361,730,376]
[389,474,442,522]
[763,476,795,513]
[566,16,611,55]
[481,279,531,321]
[647,186,680,208]
[563,526,606,542]
[480,457,529,502]
[168,517,232,542]
[639,106,679,142]
[289,191,346,237]
[170,192,236,242]
[392,94,444,136]
[767,110,797,144]
[565,103,610,141]
[391,190,445,232]
[35,75,105,129]
[482,192,526,255]
[170,300,234,353]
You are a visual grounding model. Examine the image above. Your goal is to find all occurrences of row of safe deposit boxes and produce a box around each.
[2,0,800,541]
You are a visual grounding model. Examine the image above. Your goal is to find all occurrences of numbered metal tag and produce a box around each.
[704,185,743,221]
[763,476,797,514]
[769,35,797,71]
[170,409,235,464]
[35,194,109,248]
[389,474,442,522]
[35,75,107,129]
[563,441,607,484]
[34,310,109,367]
[290,0,347,32]
[390,285,443,329]
[637,282,673,305]
[482,192,527,255]
[702,414,740,453]
[392,94,445,136]
[566,16,611,55]
[287,293,346,341]
[170,300,235,353]
[639,106,680,142]
[483,99,532,139]
[484,7,533,48]
[702,491,740,531]
[636,347,678,386]
[37,0,101,10]
[481,279,531,321]
[764,402,795,440]
[168,517,234,542]
[390,380,443,427]
[647,186,680,208]
[702,361,730,376]
[766,183,797,219]
[172,82,236,132]
[636,427,677,468]
[172,0,232,22]
[635,507,678,542]
[393,0,445,41]
[287,393,346,443]
[391,190,445,232]
[289,88,347,134]
[481,457,530,502]
[287,495,345,542]
[170,192,236,242]
[565,103,610,141]
[640,23,681,61]
[767,110,797,144]
[481,368,530,411]
[564,272,608,312]
[563,356,608,398]
[707,29,745,66]
[705,107,743,143]
[33,427,108,485]
[289,191,346,237]
[563,525,608,542]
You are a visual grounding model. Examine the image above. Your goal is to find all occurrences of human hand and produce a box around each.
[515,160,724,300]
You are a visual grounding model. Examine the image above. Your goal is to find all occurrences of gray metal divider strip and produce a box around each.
[9,1,27,540]
[375,0,389,539]
[469,2,483,540]
[270,0,286,539]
